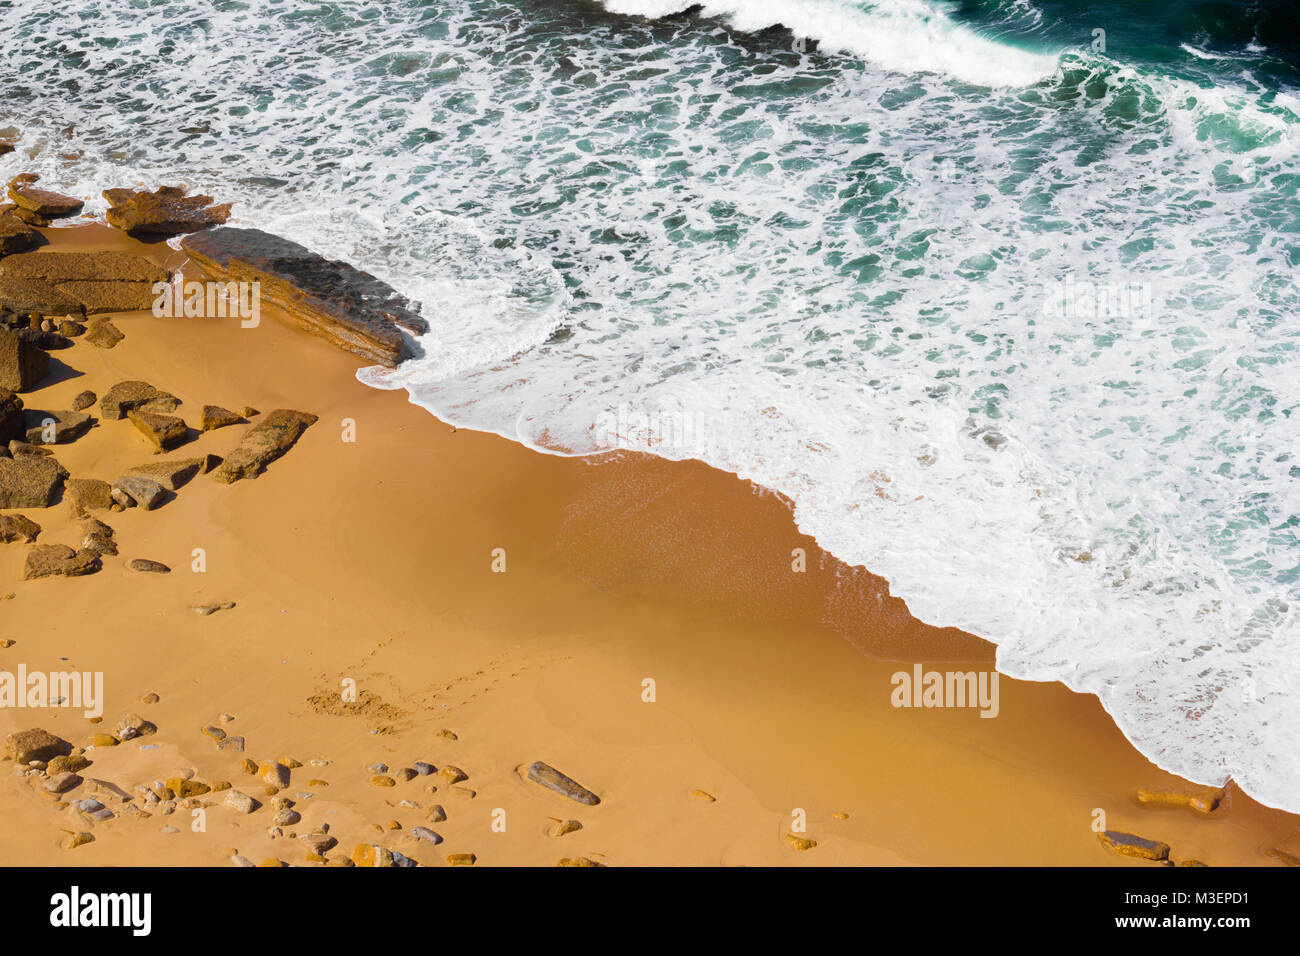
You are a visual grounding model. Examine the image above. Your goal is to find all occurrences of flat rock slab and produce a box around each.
[24,543,100,580]
[200,404,243,431]
[181,227,427,367]
[23,408,92,445]
[0,328,49,392]
[526,761,601,806]
[0,454,62,508]
[7,175,84,218]
[0,251,169,317]
[211,409,317,483]
[0,213,37,256]
[1098,830,1170,861]
[111,475,166,510]
[104,186,232,238]
[100,381,180,420]
[64,477,113,516]
[128,409,188,452]
[122,457,203,491]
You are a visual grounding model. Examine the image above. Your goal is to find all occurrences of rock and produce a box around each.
[0,389,22,443]
[83,318,124,349]
[69,390,96,412]
[46,754,90,774]
[23,544,100,580]
[87,733,118,748]
[352,844,396,867]
[240,406,259,418]
[396,767,418,782]
[216,735,244,752]
[786,834,817,851]
[63,832,94,850]
[23,408,92,445]
[0,329,48,392]
[194,601,235,616]
[557,857,603,867]
[300,831,337,855]
[0,454,61,507]
[59,319,85,338]
[526,761,601,806]
[230,855,255,867]
[258,761,291,788]
[550,819,582,837]
[130,559,170,574]
[409,826,442,845]
[7,174,84,218]
[127,409,188,453]
[100,381,180,420]
[81,518,117,556]
[200,404,243,431]
[690,789,716,802]
[370,775,396,788]
[1135,786,1223,814]
[43,775,83,796]
[437,729,458,740]
[115,714,154,740]
[224,790,258,814]
[102,186,232,238]
[440,765,468,785]
[64,478,113,517]
[18,327,71,350]
[273,808,301,826]
[412,761,436,776]
[110,475,166,510]
[0,250,168,314]
[202,725,226,740]
[165,778,210,798]
[180,228,428,367]
[121,457,203,491]
[5,728,70,764]
[210,409,317,483]
[0,213,37,256]
[1098,830,1170,861]
[427,805,446,823]
[446,853,476,867]
[0,513,40,543]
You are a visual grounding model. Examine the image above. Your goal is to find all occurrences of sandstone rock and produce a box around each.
[194,601,235,616]
[1098,830,1170,861]
[240,406,259,418]
[64,478,113,516]
[100,381,180,420]
[427,805,446,823]
[370,774,396,788]
[23,544,99,580]
[0,250,167,315]
[0,454,61,507]
[786,834,817,851]
[80,518,116,555]
[225,790,258,814]
[300,831,337,855]
[70,390,96,412]
[273,808,301,826]
[557,857,603,867]
[440,765,468,785]
[446,853,476,866]
[0,389,22,443]
[210,409,317,483]
[412,761,436,776]
[114,713,154,739]
[130,559,170,574]
[526,761,600,806]
[44,771,82,794]
[0,276,83,317]
[690,789,717,802]
[84,317,124,348]
[110,475,166,510]
[180,228,428,367]
[0,513,40,543]
[216,735,244,752]
[103,186,231,238]
[352,844,395,867]
[18,327,71,350]
[258,761,291,788]
[6,175,83,218]
[87,733,118,748]
[122,457,203,491]
[23,408,91,445]
[127,409,188,452]
[396,767,418,782]
[1135,786,1223,814]
[165,778,210,798]
[46,754,90,775]
[5,728,70,764]
[0,329,48,392]
[437,729,458,740]
[0,213,37,256]
[59,319,85,338]
[63,832,94,850]
[550,819,582,837]
[200,404,243,431]
[409,826,442,845]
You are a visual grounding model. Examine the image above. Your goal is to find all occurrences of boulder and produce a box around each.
[83,317,124,347]
[180,228,427,367]
[210,409,317,483]
[127,409,188,452]
[6,174,84,218]
[200,404,243,431]
[0,213,37,256]
[525,761,601,806]
[110,475,166,510]
[5,728,71,764]
[64,478,113,516]
[0,454,62,508]
[100,381,180,420]
[1098,830,1170,862]
[0,388,22,442]
[23,408,92,445]
[122,458,203,491]
[23,544,100,580]
[103,185,231,238]
[0,513,40,543]
[0,329,48,392]
[70,390,95,411]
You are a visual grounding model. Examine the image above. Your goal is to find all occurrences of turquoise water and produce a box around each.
[1,0,1298,811]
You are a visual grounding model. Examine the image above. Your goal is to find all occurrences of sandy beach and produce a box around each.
[0,220,1295,867]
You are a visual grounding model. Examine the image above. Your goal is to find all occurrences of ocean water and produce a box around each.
[2,0,1298,812]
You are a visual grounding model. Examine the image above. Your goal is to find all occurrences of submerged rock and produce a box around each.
[180,227,427,366]
[210,409,317,483]
[103,186,232,238]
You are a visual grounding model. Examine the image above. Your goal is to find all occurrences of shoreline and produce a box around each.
[0,220,1297,865]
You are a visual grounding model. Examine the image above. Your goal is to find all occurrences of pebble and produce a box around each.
[690,789,716,802]
[412,761,436,776]
[410,826,442,845]
[427,805,446,823]
[526,761,600,806]
[370,774,396,788]
[786,834,817,851]
[224,790,257,814]
[440,765,468,785]
[274,809,301,826]
[446,853,476,867]
[202,725,226,740]
[550,819,582,837]
[231,855,255,867]
[396,767,417,782]
[367,762,388,774]
[193,601,236,616]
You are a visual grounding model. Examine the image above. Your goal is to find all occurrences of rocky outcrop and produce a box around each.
[99,381,179,420]
[103,185,231,238]
[0,251,169,316]
[210,409,317,483]
[0,328,48,391]
[23,543,101,580]
[180,228,427,367]
[6,174,84,219]
[0,454,62,508]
